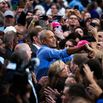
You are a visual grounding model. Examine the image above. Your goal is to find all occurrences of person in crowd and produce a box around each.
[35,29,93,80]
[3,1,11,12]
[48,60,70,89]
[3,30,17,60]
[65,39,77,48]
[29,25,43,58]
[46,3,65,17]
[39,60,70,103]
[67,14,80,32]
[4,10,15,27]
[0,0,103,103]
[41,0,52,12]
[12,43,32,69]
[0,0,6,12]
[61,83,91,103]
[83,63,103,103]
[74,26,84,37]
[82,11,91,21]
[15,11,28,43]
[86,1,100,19]
[69,97,92,103]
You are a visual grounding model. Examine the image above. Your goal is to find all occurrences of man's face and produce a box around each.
[68,15,79,27]
[16,7,24,17]
[0,1,5,11]
[51,5,58,15]
[4,16,15,26]
[44,31,57,48]
[97,32,103,42]
[96,42,103,50]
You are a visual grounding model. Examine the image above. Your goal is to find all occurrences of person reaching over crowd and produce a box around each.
[35,29,93,80]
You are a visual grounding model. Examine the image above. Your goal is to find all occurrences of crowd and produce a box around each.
[0,0,103,103]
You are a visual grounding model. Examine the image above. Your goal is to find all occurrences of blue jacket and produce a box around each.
[35,45,73,80]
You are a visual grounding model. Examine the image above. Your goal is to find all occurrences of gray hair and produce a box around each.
[38,29,48,43]
[14,43,31,66]
[14,43,29,52]
[3,31,16,44]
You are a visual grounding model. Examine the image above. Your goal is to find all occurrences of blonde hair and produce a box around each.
[48,60,65,87]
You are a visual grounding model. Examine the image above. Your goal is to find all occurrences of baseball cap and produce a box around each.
[4,10,15,18]
[4,26,17,33]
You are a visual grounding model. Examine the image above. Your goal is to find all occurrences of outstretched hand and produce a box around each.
[83,64,103,98]
[87,82,103,98]
[85,44,94,52]
[83,64,95,84]
[44,86,60,101]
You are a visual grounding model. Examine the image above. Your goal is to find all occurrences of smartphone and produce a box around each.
[39,15,48,20]
[90,22,96,27]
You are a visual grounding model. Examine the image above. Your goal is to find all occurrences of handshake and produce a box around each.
[76,40,95,58]
[77,40,94,52]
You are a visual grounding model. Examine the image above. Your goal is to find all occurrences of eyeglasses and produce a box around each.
[69,17,78,20]
[51,7,57,9]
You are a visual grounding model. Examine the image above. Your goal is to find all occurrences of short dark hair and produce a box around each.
[29,26,43,42]
[68,83,88,99]
[86,58,103,80]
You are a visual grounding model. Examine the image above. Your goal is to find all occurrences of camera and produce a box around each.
[39,15,48,20]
